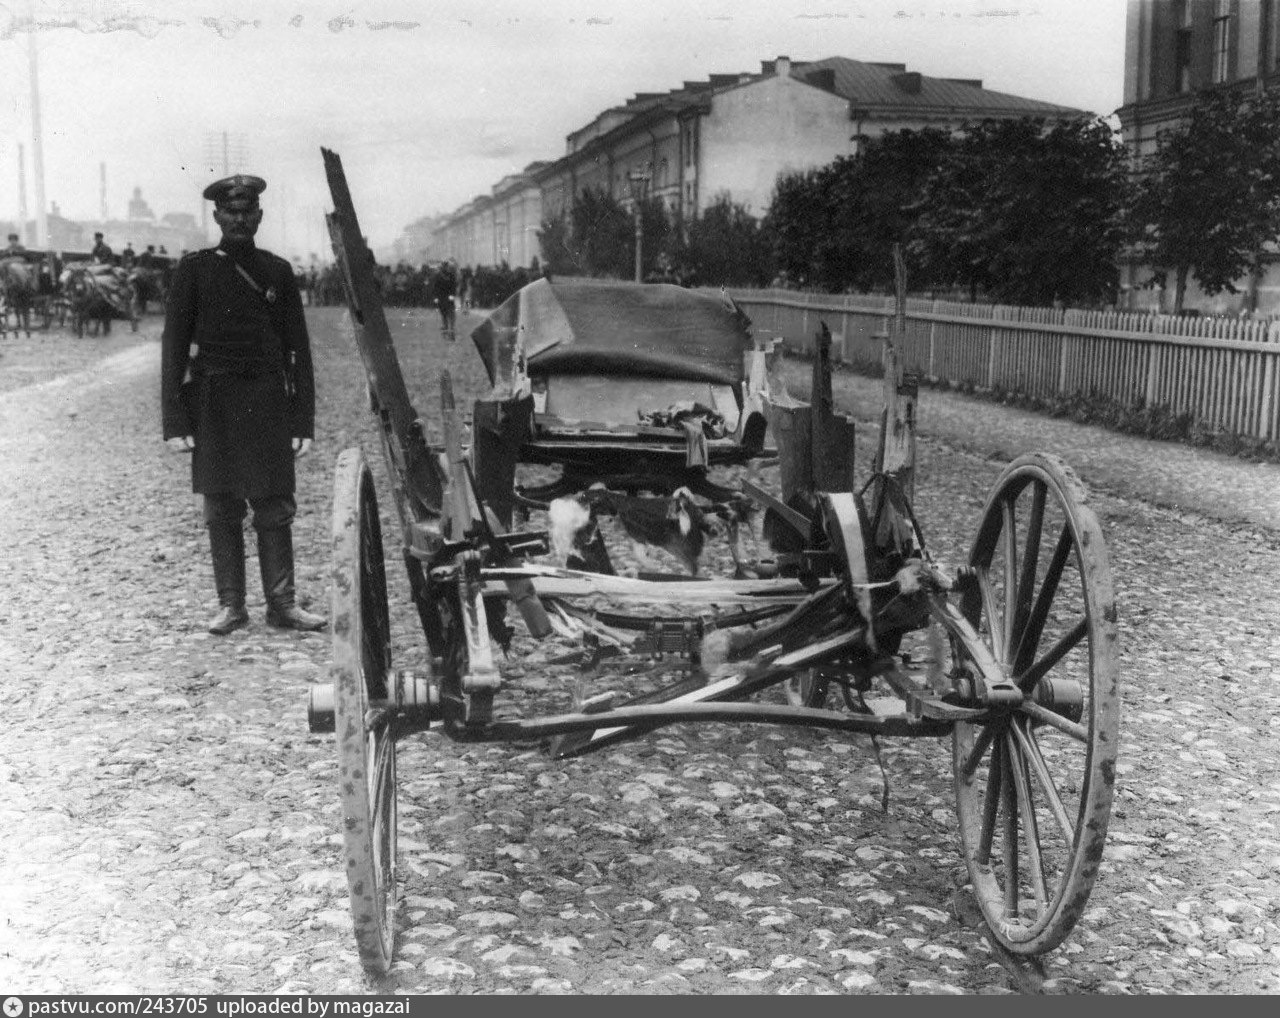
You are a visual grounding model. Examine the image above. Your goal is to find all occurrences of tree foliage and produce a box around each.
[761,168,826,288]
[908,116,1128,305]
[530,115,1130,309]
[1128,87,1280,313]
[762,129,953,292]
[683,193,772,287]
[536,210,578,276]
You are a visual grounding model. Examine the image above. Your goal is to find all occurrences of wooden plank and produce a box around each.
[480,565,832,604]
[322,148,445,520]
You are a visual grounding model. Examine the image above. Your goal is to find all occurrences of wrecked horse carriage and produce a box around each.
[467,273,779,579]
[309,148,1121,976]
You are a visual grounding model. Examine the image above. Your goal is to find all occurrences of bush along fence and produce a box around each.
[720,289,1280,446]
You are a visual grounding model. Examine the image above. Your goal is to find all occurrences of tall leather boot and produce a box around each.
[258,526,327,631]
[207,521,249,635]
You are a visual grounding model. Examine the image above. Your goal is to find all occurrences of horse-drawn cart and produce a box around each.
[308,148,1120,976]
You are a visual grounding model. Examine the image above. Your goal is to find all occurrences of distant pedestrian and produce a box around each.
[5,232,25,256]
[90,232,113,264]
[160,173,326,635]
[432,259,458,338]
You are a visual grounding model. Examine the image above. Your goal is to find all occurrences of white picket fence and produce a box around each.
[720,289,1280,442]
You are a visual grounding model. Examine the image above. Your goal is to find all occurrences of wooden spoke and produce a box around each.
[962,722,1000,779]
[1018,700,1089,743]
[1007,730,1049,909]
[979,572,1006,663]
[1012,480,1046,649]
[1011,717,1076,845]
[1001,498,1018,656]
[1017,618,1088,693]
[977,734,1004,865]
[1012,522,1073,674]
[1001,741,1019,918]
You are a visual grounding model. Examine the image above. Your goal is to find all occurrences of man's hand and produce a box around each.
[166,436,194,452]
[293,437,313,458]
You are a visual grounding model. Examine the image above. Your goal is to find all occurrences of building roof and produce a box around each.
[789,56,1088,118]
[433,53,1090,234]
[557,54,1086,160]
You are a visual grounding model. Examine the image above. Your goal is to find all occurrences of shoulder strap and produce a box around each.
[214,248,277,304]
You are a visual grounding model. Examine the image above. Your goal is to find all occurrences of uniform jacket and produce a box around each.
[160,240,316,498]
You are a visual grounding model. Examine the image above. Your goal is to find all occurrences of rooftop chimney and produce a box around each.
[892,71,922,94]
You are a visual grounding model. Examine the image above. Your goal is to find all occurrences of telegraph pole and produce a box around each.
[17,146,29,242]
[28,27,48,248]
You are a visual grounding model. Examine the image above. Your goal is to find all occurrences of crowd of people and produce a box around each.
[5,235,548,338]
[298,258,545,315]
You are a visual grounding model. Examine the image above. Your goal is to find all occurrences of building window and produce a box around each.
[1263,0,1275,71]
[1213,0,1232,83]
[1174,0,1194,92]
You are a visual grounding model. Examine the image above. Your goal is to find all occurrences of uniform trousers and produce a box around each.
[203,492,296,531]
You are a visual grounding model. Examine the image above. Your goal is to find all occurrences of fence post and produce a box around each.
[1057,333,1070,394]
[1144,338,1159,406]
[1261,352,1277,442]
[987,324,998,389]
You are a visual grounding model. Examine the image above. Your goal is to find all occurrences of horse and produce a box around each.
[0,257,37,338]
[129,266,166,314]
[61,265,137,337]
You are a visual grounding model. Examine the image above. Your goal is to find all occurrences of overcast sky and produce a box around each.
[0,0,1129,261]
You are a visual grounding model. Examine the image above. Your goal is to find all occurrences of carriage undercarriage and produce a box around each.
[309,148,1120,977]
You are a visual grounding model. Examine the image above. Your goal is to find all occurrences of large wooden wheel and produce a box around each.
[331,447,398,974]
[952,453,1119,955]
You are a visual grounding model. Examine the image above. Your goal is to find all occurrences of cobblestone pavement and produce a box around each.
[0,310,1278,995]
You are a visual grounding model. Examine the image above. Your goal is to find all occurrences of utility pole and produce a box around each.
[28,27,48,248]
[17,145,28,242]
[627,171,649,283]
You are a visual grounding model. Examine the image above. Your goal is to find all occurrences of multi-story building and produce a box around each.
[1118,0,1280,312]
[428,54,1085,271]
[433,163,549,269]
[4,193,208,258]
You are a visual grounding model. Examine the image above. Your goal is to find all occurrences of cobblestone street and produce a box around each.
[1,308,1279,994]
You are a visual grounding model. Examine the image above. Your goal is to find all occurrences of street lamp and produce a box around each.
[627,170,650,283]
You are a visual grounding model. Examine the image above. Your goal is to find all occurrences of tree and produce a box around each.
[762,129,953,293]
[816,128,954,293]
[570,187,632,278]
[1129,87,1280,313]
[536,209,578,276]
[685,193,772,287]
[908,116,1129,306]
[762,168,827,288]
[638,195,673,281]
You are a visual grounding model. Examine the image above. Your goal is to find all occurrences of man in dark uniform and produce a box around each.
[160,174,326,635]
[91,232,113,263]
